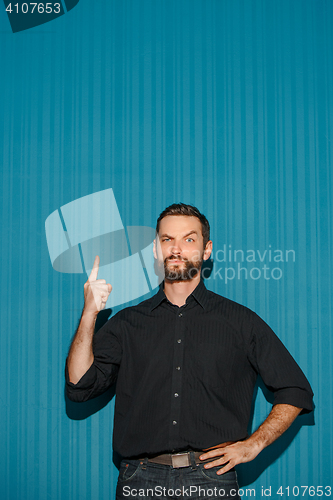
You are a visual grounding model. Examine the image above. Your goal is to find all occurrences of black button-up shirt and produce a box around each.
[65,281,314,458]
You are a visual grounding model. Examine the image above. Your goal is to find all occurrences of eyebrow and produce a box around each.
[159,231,198,239]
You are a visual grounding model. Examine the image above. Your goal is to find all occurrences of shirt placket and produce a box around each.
[168,307,186,450]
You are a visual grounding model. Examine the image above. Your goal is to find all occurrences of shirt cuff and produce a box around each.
[65,360,97,402]
[273,387,314,414]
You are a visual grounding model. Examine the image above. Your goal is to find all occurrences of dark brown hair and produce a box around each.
[156,203,210,248]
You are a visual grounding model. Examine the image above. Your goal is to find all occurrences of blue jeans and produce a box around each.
[116,453,241,499]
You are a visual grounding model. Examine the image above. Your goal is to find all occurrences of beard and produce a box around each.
[164,255,203,281]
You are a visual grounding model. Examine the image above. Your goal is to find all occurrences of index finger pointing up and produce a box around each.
[88,255,100,282]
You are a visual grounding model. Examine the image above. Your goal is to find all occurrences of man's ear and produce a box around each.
[203,240,212,261]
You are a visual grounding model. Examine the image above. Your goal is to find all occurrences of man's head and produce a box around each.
[154,203,212,281]
[156,203,210,248]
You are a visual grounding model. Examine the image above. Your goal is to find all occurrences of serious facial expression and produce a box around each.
[154,215,212,281]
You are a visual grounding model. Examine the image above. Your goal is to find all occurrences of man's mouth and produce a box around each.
[165,257,186,264]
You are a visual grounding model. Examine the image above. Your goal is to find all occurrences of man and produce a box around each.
[66,203,313,499]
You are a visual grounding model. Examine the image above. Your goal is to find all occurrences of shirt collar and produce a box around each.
[150,279,209,311]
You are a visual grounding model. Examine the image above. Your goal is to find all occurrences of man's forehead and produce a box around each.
[158,215,202,235]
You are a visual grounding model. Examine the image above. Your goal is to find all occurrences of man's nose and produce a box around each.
[170,241,182,254]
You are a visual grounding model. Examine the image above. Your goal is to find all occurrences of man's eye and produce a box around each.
[186,238,194,242]
[162,238,170,242]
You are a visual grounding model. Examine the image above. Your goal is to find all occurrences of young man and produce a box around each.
[66,204,313,499]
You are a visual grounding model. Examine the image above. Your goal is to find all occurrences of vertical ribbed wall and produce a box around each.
[0,1,331,498]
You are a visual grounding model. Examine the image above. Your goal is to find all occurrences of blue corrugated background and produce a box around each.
[0,0,332,498]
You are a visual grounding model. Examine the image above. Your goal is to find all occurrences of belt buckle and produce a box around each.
[171,452,190,468]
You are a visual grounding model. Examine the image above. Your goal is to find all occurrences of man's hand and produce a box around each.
[84,255,112,315]
[67,256,112,384]
[199,404,302,475]
[199,440,261,475]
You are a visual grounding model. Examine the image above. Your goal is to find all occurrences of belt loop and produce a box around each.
[190,451,197,470]
[141,457,148,470]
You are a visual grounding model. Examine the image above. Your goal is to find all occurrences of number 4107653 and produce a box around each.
[6,3,61,14]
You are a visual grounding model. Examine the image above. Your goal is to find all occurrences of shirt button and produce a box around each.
[179,312,183,317]
[174,393,179,397]
[177,339,182,343]
[173,420,177,425]
[176,366,181,370]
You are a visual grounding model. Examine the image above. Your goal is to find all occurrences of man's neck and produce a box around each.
[163,276,201,307]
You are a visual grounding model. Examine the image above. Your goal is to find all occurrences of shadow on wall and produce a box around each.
[237,378,315,487]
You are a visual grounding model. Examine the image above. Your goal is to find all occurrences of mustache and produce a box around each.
[165,256,188,263]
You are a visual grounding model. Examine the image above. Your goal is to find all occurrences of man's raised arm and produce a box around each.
[67,255,112,385]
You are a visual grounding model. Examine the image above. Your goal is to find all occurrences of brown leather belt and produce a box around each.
[142,451,213,468]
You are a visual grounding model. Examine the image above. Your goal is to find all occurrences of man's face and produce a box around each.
[154,215,212,281]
